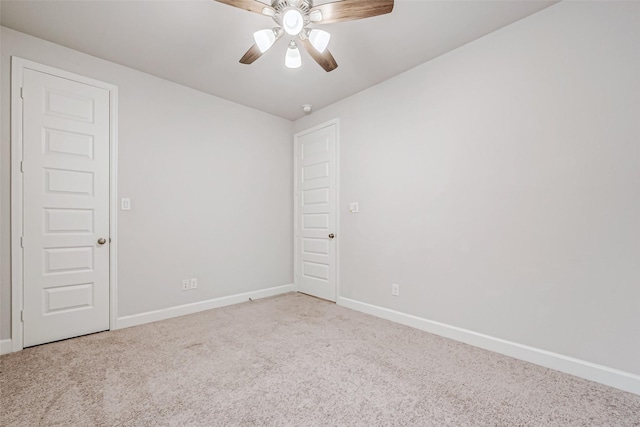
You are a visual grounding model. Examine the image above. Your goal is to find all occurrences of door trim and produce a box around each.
[293,118,340,301]
[10,57,119,352]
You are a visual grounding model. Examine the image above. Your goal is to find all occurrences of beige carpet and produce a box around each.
[1,293,639,426]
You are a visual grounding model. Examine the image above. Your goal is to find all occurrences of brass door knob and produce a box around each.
[97,238,107,245]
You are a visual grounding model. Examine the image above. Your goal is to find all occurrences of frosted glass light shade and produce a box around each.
[308,29,330,53]
[285,42,302,68]
[253,29,276,53]
[283,9,304,35]
[309,10,322,22]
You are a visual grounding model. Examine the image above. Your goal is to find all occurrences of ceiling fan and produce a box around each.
[215,0,394,72]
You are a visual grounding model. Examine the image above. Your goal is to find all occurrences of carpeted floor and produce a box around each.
[1,293,639,426]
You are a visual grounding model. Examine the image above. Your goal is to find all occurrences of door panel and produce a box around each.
[22,68,110,347]
[296,123,337,302]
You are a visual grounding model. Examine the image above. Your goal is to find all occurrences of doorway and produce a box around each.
[11,58,118,350]
[294,120,339,302]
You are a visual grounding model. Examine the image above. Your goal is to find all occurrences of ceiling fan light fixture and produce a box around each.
[285,41,302,68]
[308,29,331,53]
[253,28,277,53]
[217,0,396,72]
[283,9,304,35]
[309,9,322,22]
[261,7,275,17]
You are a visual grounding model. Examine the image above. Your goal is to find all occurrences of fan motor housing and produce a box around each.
[272,0,312,29]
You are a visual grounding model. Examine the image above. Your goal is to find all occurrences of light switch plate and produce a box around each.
[121,198,131,211]
[349,202,359,213]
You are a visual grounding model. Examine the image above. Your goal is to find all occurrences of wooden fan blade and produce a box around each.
[215,0,274,16]
[300,38,338,72]
[240,44,263,64]
[309,0,393,24]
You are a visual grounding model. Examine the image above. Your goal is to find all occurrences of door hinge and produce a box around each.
[20,236,24,248]
[20,161,24,173]
[21,311,24,322]
[20,87,24,99]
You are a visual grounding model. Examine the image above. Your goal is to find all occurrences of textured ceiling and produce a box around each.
[0,0,557,120]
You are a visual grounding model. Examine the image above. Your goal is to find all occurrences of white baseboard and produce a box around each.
[117,284,294,330]
[337,297,640,396]
[0,338,12,355]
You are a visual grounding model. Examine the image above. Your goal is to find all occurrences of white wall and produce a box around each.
[294,1,640,376]
[2,0,639,385]
[0,27,293,340]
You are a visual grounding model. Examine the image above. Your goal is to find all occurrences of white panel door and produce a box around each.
[295,123,337,301]
[22,68,110,347]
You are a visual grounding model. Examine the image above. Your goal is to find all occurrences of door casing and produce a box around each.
[10,57,119,352]
[293,118,340,301]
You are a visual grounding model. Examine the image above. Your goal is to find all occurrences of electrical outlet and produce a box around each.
[190,278,198,289]
[391,283,400,297]
[182,279,190,291]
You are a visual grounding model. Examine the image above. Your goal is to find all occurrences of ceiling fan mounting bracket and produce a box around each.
[271,0,311,14]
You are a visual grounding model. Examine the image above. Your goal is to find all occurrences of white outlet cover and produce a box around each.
[190,278,198,289]
[392,283,400,296]
[182,279,190,291]
[349,202,359,213]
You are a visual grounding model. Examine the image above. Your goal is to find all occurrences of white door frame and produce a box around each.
[293,118,340,300]
[10,57,119,352]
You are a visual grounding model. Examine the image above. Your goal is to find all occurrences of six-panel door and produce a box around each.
[22,68,110,347]
[296,124,337,302]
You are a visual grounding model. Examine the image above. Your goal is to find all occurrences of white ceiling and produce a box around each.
[0,0,556,120]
